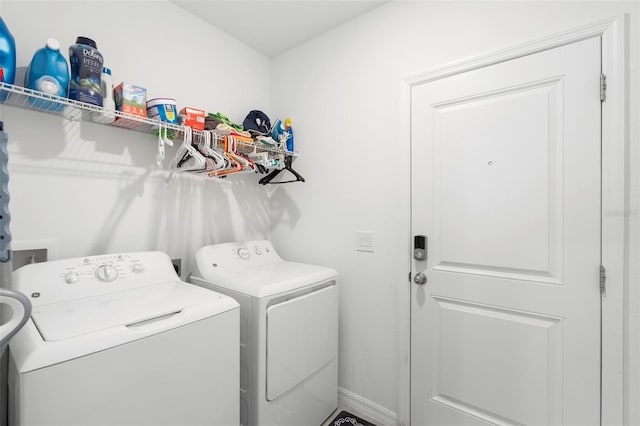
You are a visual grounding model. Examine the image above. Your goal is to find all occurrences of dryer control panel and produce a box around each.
[191,240,338,299]
[197,240,283,271]
[13,251,179,306]
[233,242,277,261]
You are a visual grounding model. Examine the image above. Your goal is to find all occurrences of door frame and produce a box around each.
[399,15,629,426]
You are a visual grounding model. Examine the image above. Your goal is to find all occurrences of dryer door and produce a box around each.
[266,283,337,401]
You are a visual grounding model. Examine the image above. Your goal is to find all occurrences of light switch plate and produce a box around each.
[356,231,374,253]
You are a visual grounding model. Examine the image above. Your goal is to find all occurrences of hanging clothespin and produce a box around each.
[156,121,165,166]
[163,123,174,147]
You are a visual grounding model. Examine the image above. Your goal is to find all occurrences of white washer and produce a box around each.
[189,240,338,426]
[8,251,240,426]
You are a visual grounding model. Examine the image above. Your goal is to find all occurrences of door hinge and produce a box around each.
[600,73,607,102]
[600,265,607,294]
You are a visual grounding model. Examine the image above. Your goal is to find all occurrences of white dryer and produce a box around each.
[190,240,338,426]
[9,251,240,426]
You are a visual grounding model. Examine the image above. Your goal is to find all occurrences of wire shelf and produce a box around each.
[0,82,184,134]
[0,82,298,158]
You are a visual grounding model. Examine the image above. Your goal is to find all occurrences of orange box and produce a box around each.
[114,82,147,118]
[179,107,206,130]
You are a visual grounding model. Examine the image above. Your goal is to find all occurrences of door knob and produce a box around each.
[414,272,427,285]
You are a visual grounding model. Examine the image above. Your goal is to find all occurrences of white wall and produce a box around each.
[0,1,273,276]
[0,4,274,424]
[270,1,639,422]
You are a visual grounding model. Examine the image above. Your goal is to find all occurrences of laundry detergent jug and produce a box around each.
[0,17,16,102]
[25,38,69,111]
[69,36,103,106]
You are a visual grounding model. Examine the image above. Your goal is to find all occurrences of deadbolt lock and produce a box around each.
[413,235,427,261]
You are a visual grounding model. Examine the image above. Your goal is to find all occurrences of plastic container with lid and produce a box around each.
[68,36,103,106]
[0,17,16,102]
[24,38,69,111]
[146,98,178,124]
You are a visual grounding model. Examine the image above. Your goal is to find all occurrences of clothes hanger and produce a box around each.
[258,155,305,185]
[207,130,232,172]
[192,132,217,174]
[247,146,269,169]
[155,121,175,166]
[227,135,255,171]
[169,126,206,172]
[244,143,278,175]
[208,134,243,177]
[190,130,222,174]
[156,121,165,166]
[204,131,227,170]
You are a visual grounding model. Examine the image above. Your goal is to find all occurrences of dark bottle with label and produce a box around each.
[68,36,103,106]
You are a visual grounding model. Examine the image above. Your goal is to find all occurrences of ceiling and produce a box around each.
[170,1,389,58]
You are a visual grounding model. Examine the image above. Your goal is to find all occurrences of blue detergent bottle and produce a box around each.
[0,17,16,102]
[284,118,294,151]
[25,38,70,111]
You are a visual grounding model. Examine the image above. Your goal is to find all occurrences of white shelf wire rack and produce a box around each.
[0,82,298,158]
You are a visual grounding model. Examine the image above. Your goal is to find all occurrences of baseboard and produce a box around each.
[338,387,398,426]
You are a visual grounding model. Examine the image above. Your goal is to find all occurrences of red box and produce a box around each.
[179,107,206,130]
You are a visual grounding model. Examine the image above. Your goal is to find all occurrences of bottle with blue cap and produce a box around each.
[24,38,70,111]
[284,118,294,151]
[94,66,115,123]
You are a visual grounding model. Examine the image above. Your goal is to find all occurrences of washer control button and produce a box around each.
[237,248,250,260]
[131,263,144,273]
[254,247,262,255]
[64,272,79,284]
[95,264,119,282]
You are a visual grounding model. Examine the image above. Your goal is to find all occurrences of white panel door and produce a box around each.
[410,37,601,425]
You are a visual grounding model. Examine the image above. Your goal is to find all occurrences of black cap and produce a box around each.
[243,110,271,135]
[0,121,4,131]
[75,36,97,49]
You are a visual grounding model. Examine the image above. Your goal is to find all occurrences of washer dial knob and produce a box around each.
[237,248,250,260]
[64,272,79,284]
[95,264,119,282]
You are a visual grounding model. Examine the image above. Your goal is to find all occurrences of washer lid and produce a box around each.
[193,260,337,298]
[31,281,226,341]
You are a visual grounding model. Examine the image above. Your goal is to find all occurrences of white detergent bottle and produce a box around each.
[95,66,115,123]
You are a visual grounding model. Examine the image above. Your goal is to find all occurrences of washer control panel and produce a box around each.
[13,251,176,306]
[60,253,147,285]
